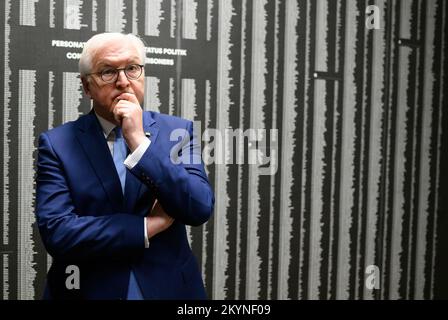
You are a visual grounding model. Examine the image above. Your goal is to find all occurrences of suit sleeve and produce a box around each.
[129,120,214,226]
[36,132,145,261]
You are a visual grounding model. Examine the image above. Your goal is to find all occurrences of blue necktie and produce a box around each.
[112,127,144,300]
[113,127,127,194]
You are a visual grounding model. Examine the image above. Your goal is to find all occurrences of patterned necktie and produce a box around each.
[112,127,127,194]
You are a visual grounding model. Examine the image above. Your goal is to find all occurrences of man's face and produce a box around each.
[82,39,145,122]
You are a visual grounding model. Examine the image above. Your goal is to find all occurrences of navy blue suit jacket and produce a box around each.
[35,110,214,299]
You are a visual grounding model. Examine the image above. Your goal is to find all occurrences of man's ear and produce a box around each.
[81,77,91,97]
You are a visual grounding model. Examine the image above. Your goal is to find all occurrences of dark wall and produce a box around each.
[0,0,447,299]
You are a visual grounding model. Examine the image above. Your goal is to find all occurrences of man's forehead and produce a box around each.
[95,54,141,66]
[91,42,142,66]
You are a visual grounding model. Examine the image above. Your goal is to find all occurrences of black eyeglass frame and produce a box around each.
[86,64,145,83]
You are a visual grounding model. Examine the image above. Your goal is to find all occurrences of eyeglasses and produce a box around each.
[87,64,144,83]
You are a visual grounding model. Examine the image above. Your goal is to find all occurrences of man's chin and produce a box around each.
[92,105,114,119]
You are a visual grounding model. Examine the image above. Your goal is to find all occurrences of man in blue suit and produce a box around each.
[35,33,214,299]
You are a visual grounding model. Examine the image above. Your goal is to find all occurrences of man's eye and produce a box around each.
[102,69,116,76]
[126,65,139,72]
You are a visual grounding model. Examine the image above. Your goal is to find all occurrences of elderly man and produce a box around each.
[35,32,214,299]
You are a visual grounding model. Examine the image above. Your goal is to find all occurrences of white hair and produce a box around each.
[79,33,146,77]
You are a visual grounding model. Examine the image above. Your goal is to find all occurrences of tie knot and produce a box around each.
[114,126,122,139]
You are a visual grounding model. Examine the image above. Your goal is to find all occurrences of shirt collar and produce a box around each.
[94,111,116,138]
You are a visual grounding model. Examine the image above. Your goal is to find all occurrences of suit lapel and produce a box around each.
[75,112,124,211]
[142,112,159,149]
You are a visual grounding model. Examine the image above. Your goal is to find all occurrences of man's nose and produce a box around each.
[115,70,130,87]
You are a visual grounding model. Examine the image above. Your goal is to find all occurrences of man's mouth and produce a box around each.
[114,92,125,100]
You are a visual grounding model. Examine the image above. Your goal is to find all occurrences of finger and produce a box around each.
[112,107,122,124]
[113,104,130,117]
[114,99,134,109]
[114,101,138,119]
[113,102,135,122]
